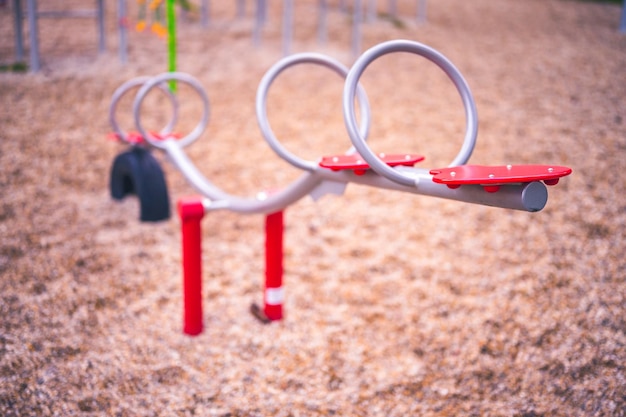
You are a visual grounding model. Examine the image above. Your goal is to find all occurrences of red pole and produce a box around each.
[264,210,284,320]
[177,196,205,336]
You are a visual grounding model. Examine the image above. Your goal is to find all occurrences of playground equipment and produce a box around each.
[10,0,105,72]
[621,0,626,33]
[108,39,571,335]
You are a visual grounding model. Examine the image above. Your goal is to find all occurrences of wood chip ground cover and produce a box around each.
[0,1,625,416]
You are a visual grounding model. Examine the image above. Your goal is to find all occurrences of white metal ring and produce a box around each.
[256,53,371,172]
[343,40,479,187]
[110,76,178,145]
[133,72,210,149]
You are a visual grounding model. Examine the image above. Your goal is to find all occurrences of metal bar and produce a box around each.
[367,0,376,22]
[263,211,284,321]
[417,0,427,23]
[178,197,205,336]
[619,0,626,33]
[260,0,268,24]
[37,9,101,19]
[97,0,105,53]
[351,0,362,59]
[282,0,293,56]
[13,0,24,62]
[317,0,327,44]
[35,10,98,18]
[313,168,550,213]
[118,0,127,64]
[201,0,209,28]
[27,0,39,72]
[253,0,265,46]
[165,133,551,215]
[21,0,106,71]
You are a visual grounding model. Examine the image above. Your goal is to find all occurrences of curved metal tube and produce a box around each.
[164,137,547,213]
[110,76,179,144]
[256,52,372,172]
[343,39,479,187]
[162,140,323,214]
[133,72,210,149]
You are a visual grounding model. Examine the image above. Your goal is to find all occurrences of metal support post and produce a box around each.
[253,0,266,46]
[351,0,362,59]
[619,0,626,33]
[18,0,107,71]
[264,211,284,321]
[367,0,376,22]
[317,0,327,44]
[201,0,209,27]
[12,0,24,62]
[282,0,293,56]
[97,0,105,53]
[118,0,128,64]
[178,197,206,336]
[26,0,39,72]
[417,0,427,23]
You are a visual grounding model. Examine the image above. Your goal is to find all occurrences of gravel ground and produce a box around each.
[1,0,625,416]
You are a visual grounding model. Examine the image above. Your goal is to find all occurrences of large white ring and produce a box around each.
[256,53,372,172]
[343,40,478,187]
[133,72,210,149]
[110,76,178,145]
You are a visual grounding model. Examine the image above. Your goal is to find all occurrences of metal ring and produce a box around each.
[133,72,210,149]
[256,52,371,172]
[343,40,479,187]
[109,76,179,145]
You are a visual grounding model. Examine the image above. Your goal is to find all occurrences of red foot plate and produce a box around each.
[320,153,425,175]
[107,131,181,145]
[430,164,572,188]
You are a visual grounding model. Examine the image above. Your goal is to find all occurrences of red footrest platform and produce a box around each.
[107,131,181,145]
[319,153,425,175]
[430,164,572,193]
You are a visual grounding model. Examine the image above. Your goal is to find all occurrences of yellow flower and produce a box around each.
[151,22,168,38]
[135,20,147,32]
[149,0,163,11]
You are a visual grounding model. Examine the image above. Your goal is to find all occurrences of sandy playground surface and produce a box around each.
[1,0,625,416]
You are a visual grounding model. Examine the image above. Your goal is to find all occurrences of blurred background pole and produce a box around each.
[417,0,427,24]
[282,0,293,56]
[12,0,24,62]
[97,0,105,53]
[351,0,362,59]
[317,0,327,44]
[167,0,177,90]
[619,0,626,33]
[201,0,209,27]
[26,0,40,72]
[118,0,127,64]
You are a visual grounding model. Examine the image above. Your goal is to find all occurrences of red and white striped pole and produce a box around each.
[177,196,205,336]
[264,210,284,321]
